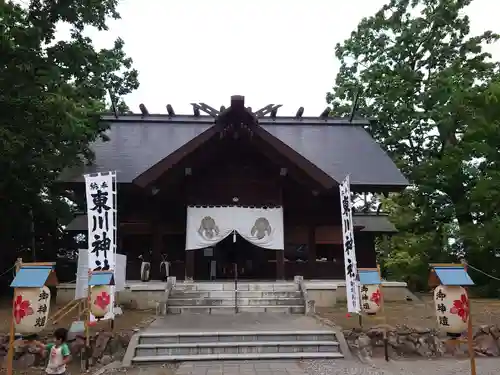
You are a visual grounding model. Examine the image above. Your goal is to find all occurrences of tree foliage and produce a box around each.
[328,0,500,294]
[0,1,139,268]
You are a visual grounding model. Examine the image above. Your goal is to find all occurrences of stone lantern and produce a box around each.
[429,264,474,337]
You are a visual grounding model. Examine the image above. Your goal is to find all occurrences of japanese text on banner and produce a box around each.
[85,173,116,272]
[84,172,117,321]
[339,175,361,313]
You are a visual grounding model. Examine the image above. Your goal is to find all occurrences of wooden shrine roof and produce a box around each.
[60,96,408,191]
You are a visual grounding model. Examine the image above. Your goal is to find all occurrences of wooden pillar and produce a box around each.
[276,183,285,280]
[151,224,163,280]
[276,250,285,280]
[118,230,124,254]
[186,250,195,281]
[308,225,316,279]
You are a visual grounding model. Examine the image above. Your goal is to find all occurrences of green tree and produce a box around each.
[0,1,139,269]
[327,0,500,294]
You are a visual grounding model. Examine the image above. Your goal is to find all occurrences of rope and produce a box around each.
[466,262,500,282]
[0,265,16,278]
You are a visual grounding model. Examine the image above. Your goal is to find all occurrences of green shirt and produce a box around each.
[45,343,70,374]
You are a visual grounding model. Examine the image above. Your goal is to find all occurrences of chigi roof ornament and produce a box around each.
[101,94,371,126]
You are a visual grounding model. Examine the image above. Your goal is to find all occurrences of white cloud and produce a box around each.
[76,0,500,115]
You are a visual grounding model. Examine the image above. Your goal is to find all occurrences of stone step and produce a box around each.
[166,305,305,315]
[134,340,340,357]
[167,298,304,307]
[139,331,338,345]
[132,351,343,363]
[176,283,298,292]
[170,290,302,299]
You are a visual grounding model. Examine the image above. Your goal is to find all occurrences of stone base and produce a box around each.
[55,279,411,310]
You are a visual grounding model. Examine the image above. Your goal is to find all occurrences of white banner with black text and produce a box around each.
[84,171,117,321]
[185,206,284,250]
[339,175,361,313]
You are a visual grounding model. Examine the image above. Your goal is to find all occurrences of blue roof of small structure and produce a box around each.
[11,266,52,288]
[89,271,114,286]
[433,266,474,286]
[359,269,381,285]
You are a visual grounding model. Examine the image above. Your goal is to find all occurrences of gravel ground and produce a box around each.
[300,358,498,375]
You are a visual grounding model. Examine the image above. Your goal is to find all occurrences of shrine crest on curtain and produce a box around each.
[186,206,284,250]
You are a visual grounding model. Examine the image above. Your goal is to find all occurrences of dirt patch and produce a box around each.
[317,297,500,330]
[0,301,154,336]
[0,301,156,375]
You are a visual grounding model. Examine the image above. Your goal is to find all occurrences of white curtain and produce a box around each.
[233,206,284,249]
[185,206,284,250]
[185,206,235,250]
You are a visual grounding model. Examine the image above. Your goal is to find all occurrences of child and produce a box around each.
[33,328,71,375]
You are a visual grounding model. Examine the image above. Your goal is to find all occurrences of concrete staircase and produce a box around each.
[128,330,344,362]
[165,282,305,314]
[122,283,349,364]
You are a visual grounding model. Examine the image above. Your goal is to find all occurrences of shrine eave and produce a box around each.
[64,213,397,234]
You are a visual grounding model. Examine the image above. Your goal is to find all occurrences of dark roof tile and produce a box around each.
[61,117,408,190]
[261,124,407,188]
[63,121,212,182]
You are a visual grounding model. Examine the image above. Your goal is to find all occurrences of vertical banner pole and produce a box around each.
[6,290,16,375]
[111,171,117,332]
[462,263,476,375]
[85,272,91,370]
[377,264,389,361]
[7,259,22,375]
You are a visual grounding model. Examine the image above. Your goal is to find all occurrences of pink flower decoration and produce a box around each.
[13,295,34,324]
[450,293,469,323]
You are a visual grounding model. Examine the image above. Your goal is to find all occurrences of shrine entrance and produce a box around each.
[193,233,277,280]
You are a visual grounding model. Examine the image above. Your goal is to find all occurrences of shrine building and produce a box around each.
[61,95,408,282]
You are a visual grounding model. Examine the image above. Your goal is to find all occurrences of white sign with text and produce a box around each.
[339,175,361,313]
[84,172,117,320]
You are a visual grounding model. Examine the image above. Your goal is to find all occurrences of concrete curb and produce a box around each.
[312,313,353,360]
[121,332,140,367]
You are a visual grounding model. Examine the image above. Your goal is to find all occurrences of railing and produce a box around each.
[234,263,238,313]
[156,276,176,315]
[295,275,315,315]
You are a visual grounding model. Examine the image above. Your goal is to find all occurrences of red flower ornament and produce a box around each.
[370,289,381,306]
[450,293,469,323]
[94,291,111,310]
[13,295,34,324]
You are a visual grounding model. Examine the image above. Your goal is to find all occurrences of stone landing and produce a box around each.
[165,281,305,314]
[123,313,350,364]
[56,280,410,310]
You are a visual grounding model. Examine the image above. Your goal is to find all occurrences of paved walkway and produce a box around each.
[176,360,306,375]
[146,312,330,333]
[173,358,499,375]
